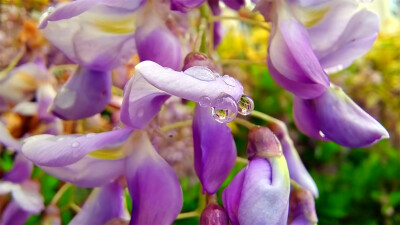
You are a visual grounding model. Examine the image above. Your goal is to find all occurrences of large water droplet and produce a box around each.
[199,96,211,107]
[222,75,236,87]
[211,94,238,123]
[71,142,80,148]
[184,66,217,81]
[237,95,254,115]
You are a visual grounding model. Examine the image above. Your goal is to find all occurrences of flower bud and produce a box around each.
[200,204,229,225]
[288,188,318,225]
[182,52,219,72]
[247,126,282,160]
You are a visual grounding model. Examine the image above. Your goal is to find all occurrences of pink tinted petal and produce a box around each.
[70,182,125,225]
[238,158,290,225]
[12,180,44,214]
[0,201,31,225]
[37,83,57,122]
[40,156,125,188]
[3,154,33,183]
[314,86,389,147]
[125,132,182,225]
[193,104,236,194]
[50,67,111,120]
[0,122,22,151]
[135,25,182,70]
[171,0,206,12]
[222,169,246,225]
[22,128,134,167]
[120,71,170,128]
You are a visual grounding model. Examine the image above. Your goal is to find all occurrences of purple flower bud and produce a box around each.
[222,0,245,10]
[288,188,318,225]
[182,52,218,72]
[171,0,206,12]
[247,126,282,160]
[200,204,229,225]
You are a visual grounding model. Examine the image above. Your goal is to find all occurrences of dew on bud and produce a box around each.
[237,95,254,115]
[222,75,236,87]
[184,66,217,81]
[199,96,212,107]
[211,94,238,123]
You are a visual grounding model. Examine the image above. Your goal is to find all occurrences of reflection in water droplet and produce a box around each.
[71,142,80,148]
[222,75,236,87]
[199,96,211,107]
[237,95,254,115]
[184,66,217,81]
[319,130,325,138]
[211,94,238,123]
[86,133,96,138]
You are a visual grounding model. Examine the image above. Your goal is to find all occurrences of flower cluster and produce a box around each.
[0,0,389,224]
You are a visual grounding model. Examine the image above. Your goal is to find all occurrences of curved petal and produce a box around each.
[237,157,290,225]
[50,67,111,120]
[288,188,318,225]
[70,182,125,225]
[222,169,246,225]
[22,128,134,167]
[269,123,318,197]
[41,0,143,70]
[171,0,206,12]
[40,156,125,188]
[12,180,44,214]
[3,154,33,183]
[292,96,323,140]
[317,10,379,72]
[125,131,182,225]
[37,83,57,122]
[0,122,22,151]
[193,104,236,194]
[135,25,182,70]
[268,6,329,99]
[0,201,31,225]
[13,102,38,116]
[314,85,389,147]
[222,0,244,10]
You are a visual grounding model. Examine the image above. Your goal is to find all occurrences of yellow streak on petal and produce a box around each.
[94,17,136,34]
[297,7,330,28]
[88,146,126,160]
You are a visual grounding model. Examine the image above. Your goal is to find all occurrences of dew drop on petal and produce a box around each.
[237,95,254,115]
[71,142,80,148]
[57,137,64,142]
[319,130,325,138]
[86,133,96,138]
[184,66,217,81]
[199,96,211,107]
[211,94,238,123]
[222,75,236,87]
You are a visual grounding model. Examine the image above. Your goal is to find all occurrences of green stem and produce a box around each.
[176,211,200,220]
[0,47,25,79]
[251,110,281,124]
[234,117,257,130]
[50,183,72,205]
[236,156,249,164]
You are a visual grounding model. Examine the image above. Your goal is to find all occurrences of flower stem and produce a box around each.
[69,202,81,213]
[176,210,200,220]
[251,110,280,124]
[50,183,72,205]
[0,47,25,79]
[160,120,193,132]
[233,117,257,129]
[236,156,249,164]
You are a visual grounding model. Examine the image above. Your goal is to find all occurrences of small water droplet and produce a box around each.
[184,66,217,81]
[86,133,96,138]
[237,95,254,115]
[199,96,211,107]
[222,75,236,87]
[319,130,325,138]
[211,94,238,123]
[71,142,80,148]
[57,137,64,142]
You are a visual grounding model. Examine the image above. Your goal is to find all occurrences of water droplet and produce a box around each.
[86,133,96,138]
[222,75,236,87]
[184,66,217,81]
[57,137,64,142]
[237,95,254,115]
[211,94,238,123]
[71,142,80,148]
[319,130,325,138]
[199,96,211,107]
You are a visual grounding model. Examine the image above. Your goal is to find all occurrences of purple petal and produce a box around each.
[317,10,379,73]
[200,204,229,225]
[125,131,182,225]
[70,182,126,225]
[287,0,330,7]
[50,67,111,120]
[237,158,290,225]
[292,96,323,140]
[268,8,329,99]
[22,128,134,167]
[0,121,22,151]
[135,25,182,70]
[313,85,389,147]
[193,104,237,194]
[37,83,57,122]
[222,169,246,225]
[40,0,143,70]
[288,188,318,225]
[269,123,318,197]
[3,154,33,183]
[171,0,206,12]
[222,0,245,10]
[40,156,125,188]
[0,201,31,225]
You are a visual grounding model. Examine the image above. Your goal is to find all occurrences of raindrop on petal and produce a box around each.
[86,133,96,138]
[199,96,212,107]
[71,142,80,148]
[319,130,325,138]
[237,95,254,115]
[211,94,238,123]
[222,75,236,87]
[184,66,217,81]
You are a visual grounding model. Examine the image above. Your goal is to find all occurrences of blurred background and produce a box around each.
[0,0,400,224]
